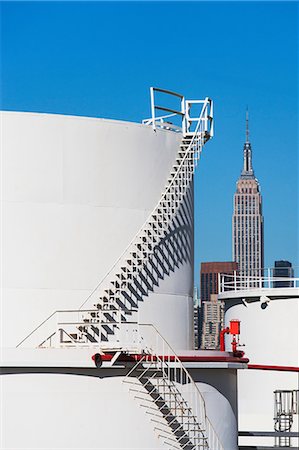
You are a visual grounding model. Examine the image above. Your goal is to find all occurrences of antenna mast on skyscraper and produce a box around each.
[246,107,249,143]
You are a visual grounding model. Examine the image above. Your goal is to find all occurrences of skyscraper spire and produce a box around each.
[246,107,249,143]
[242,108,254,177]
[233,110,264,282]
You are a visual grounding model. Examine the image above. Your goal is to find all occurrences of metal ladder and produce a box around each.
[274,389,299,447]
[123,325,223,450]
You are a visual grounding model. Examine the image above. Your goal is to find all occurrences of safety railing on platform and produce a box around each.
[17,307,140,349]
[218,266,299,293]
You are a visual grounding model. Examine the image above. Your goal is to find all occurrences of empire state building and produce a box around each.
[232,113,264,278]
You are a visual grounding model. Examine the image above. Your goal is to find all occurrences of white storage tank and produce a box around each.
[2,110,193,350]
[219,275,299,448]
[1,91,247,450]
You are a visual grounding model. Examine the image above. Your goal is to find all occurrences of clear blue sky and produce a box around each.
[1,1,298,287]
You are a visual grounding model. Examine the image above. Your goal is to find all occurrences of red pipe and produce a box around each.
[248,364,299,372]
[91,353,249,363]
[220,327,230,351]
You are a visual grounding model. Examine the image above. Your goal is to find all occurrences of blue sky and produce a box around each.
[1,1,298,287]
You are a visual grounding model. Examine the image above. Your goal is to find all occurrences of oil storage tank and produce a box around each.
[219,271,299,448]
[1,89,246,450]
[2,102,192,350]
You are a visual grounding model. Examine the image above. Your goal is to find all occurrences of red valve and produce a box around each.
[220,319,244,357]
[229,319,240,335]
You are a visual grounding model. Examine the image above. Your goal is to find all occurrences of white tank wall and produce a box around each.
[224,295,299,446]
[1,366,238,450]
[1,371,165,449]
[1,111,193,350]
[225,296,299,366]
[190,368,239,450]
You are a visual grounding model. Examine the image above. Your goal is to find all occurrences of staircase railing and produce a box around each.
[124,323,224,450]
[78,92,212,312]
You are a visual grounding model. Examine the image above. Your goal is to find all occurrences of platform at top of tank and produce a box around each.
[0,347,248,370]
[1,110,183,135]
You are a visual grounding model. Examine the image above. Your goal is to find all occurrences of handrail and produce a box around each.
[16,310,58,348]
[218,270,299,293]
[151,87,184,99]
[138,323,224,450]
[139,323,208,416]
[154,105,185,116]
[79,97,211,310]
[39,331,56,348]
[16,308,107,348]
[142,112,177,125]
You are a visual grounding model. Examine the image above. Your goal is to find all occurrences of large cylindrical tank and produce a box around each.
[222,291,299,447]
[1,109,245,450]
[2,111,193,351]
[1,348,241,450]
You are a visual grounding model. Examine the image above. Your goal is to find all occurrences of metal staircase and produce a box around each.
[123,324,223,450]
[75,88,213,340]
[14,89,222,449]
[17,88,213,349]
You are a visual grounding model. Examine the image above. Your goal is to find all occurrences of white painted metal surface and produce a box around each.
[1,91,241,450]
[1,354,240,450]
[1,109,190,350]
[221,284,299,447]
[4,91,213,353]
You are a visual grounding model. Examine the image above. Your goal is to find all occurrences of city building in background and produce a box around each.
[201,295,225,350]
[200,261,237,349]
[201,261,238,301]
[193,286,200,349]
[273,260,294,288]
[232,112,264,279]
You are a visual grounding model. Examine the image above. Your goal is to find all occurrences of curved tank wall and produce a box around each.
[191,368,239,450]
[224,294,299,447]
[1,371,166,449]
[1,111,193,350]
[1,359,239,450]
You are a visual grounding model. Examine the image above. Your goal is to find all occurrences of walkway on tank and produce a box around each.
[0,347,249,369]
